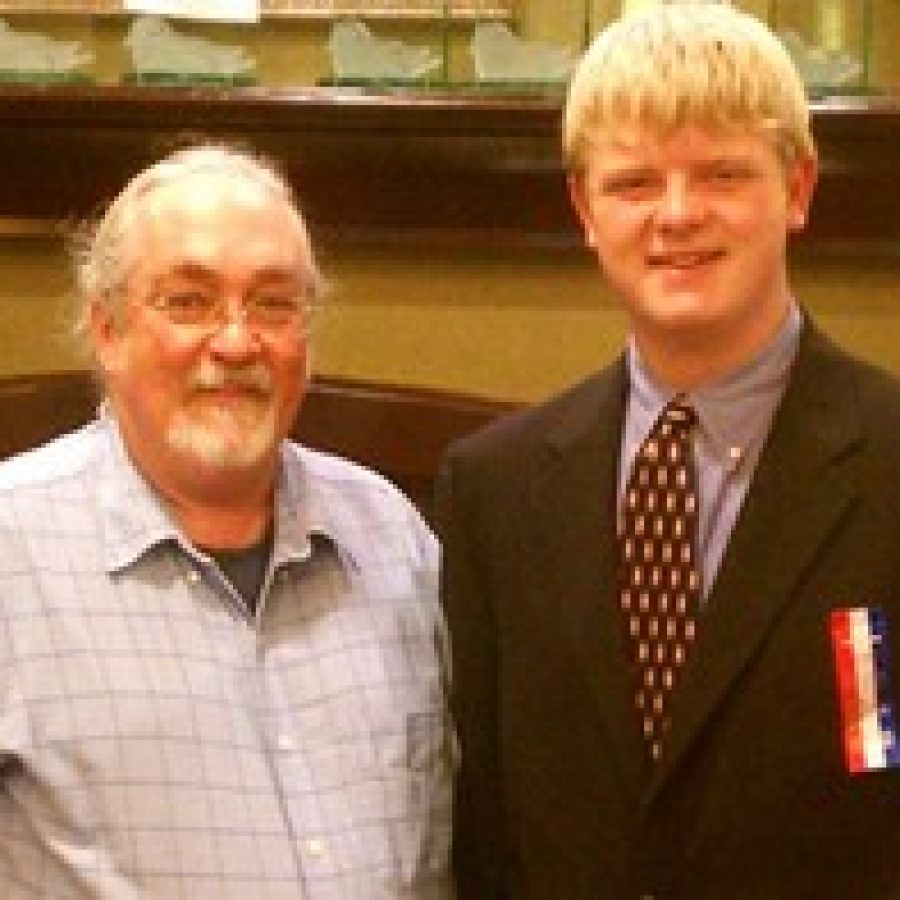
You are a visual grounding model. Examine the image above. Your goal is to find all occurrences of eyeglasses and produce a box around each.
[144,287,316,334]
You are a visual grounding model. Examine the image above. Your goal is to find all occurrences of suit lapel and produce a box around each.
[647,327,864,798]
[528,359,648,788]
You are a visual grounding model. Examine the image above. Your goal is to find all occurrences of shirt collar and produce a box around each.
[98,415,182,573]
[97,414,359,574]
[274,442,362,574]
[627,301,803,466]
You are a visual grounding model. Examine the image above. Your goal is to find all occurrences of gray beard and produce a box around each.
[165,401,277,469]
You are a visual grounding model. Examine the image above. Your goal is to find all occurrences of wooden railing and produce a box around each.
[0,371,517,518]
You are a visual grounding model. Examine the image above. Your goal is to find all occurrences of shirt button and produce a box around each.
[306,838,326,859]
[277,734,296,752]
[728,445,743,463]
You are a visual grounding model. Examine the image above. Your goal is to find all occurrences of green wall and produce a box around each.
[314,248,900,403]
[2,236,898,406]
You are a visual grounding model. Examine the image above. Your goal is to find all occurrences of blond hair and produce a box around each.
[563,3,814,174]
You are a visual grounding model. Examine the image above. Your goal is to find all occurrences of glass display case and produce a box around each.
[0,0,888,95]
[0,0,517,88]
[771,0,874,97]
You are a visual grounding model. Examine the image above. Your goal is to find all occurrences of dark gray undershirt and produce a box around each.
[206,531,274,615]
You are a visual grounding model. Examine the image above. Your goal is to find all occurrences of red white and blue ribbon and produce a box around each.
[830,607,900,774]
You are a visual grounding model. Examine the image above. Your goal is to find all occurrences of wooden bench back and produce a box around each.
[0,371,516,519]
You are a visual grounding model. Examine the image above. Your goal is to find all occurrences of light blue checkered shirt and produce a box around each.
[0,415,454,898]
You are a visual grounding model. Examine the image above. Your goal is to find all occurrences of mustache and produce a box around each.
[188,360,272,394]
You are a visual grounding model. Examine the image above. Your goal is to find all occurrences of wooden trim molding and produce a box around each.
[0,1,514,20]
[0,85,898,255]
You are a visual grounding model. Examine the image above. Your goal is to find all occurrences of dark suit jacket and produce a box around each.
[436,324,900,899]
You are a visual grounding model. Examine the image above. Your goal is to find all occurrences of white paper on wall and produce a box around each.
[123,0,260,24]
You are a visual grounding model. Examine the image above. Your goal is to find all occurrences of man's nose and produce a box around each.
[655,175,701,228]
[207,307,261,359]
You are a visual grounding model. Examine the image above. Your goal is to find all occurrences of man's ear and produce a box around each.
[88,297,124,377]
[567,172,597,248]
[786,152,819,233]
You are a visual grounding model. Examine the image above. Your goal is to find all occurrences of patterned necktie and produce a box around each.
[617,398,700,764]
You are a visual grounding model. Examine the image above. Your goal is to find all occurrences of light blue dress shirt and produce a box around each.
[620,302,802,602]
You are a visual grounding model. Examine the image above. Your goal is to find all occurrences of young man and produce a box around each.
[438,5,900,896]
[0,144,454,897]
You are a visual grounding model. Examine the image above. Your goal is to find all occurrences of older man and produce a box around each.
[0,144,453,897]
